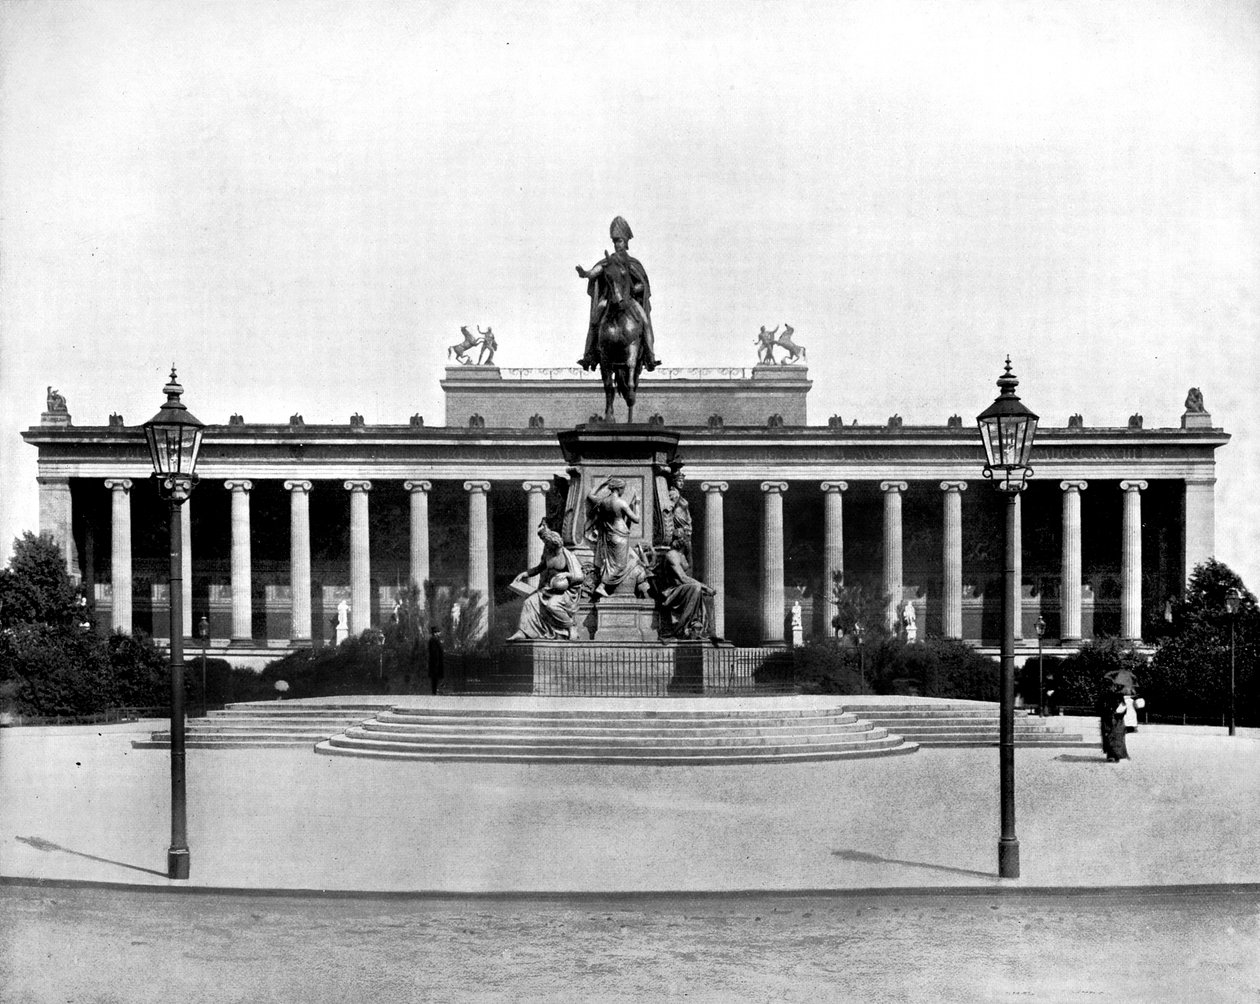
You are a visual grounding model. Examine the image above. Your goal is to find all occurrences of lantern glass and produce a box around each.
[142,369,204,480]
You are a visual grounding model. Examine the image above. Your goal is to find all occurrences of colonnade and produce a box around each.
[93,475,1152,644]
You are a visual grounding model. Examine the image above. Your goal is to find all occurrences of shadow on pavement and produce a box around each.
[15,835,167,878]
[1054,754,1109,763]
[831,848,995,879]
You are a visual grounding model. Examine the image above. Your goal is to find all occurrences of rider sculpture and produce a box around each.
[576,217,659,422]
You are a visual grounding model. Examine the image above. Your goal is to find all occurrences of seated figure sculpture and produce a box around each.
[656,535,715,639]
[508,523,586,640]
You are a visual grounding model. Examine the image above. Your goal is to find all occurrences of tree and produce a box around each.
[0,533,88,629]
[829,572,890,643]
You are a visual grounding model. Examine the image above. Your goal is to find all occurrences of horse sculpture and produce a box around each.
[596,257,647,423]
[775,324,807,364]
[447,326,482,364]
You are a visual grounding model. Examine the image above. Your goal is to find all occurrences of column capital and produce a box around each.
[939,480,968,493]
[521,480,551,494]
[1120,480,1148,493]
[104,478,133,493]
[343,480,372,493]
[283,480,313,494]
[224,479,253,493]
[820,481,849,493]
[700,481,729,494]
[879,480,908,494]
[759,481,788,495]
[404,480,432,494]
[464,480,491,494]
[1059,480,1089,492]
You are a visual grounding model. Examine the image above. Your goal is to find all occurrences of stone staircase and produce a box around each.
[315,700,920,765]
[850,702,1087,747]
[132,703,390,749]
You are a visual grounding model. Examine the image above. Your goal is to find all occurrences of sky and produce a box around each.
[1,0,1257,588]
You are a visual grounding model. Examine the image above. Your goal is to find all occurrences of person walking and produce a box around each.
[1099,666,1137,762]
[427,626,445,696]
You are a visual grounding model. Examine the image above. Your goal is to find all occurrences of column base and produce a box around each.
[167,847,190,880]
[998,839,1020,879]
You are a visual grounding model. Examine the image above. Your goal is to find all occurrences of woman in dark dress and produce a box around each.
[1098,667,1137,762]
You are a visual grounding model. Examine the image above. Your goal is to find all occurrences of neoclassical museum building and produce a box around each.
[25,362,1226,663]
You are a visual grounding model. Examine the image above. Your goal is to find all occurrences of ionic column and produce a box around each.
[880,481,908,630]
[760,481,788,644]
[940,481,967,639]
[37,476,79,581]
[104,478,133,632]
[1120,480,1147,642]
[1059,481,1088,643]
[701,481,728,638]
[404,481,432,598]
[522,481,551,587]
[464,480,491,639]
[224,480,253,642]
[820,482,847,633]
[285,480,312,642]
[344,480,372,636]
[1012,492,1024,641]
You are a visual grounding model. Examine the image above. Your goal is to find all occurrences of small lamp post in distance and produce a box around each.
[1225,587,1241,737]
[1035,615,1047,716]
[142,367,204,881]
[977,356,1038,880]
[198,615,210,718]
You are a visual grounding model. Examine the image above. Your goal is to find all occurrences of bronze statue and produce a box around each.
[45,387,68,413]
[775,324,807,364]
[1185,388,1205,413]
[755,326,780,364]
[576,217,659,422]
[476,326,498,366]
[662,471,692,548]
[655,535,714,639]
[507,523,586,640]
[584,476,648,596]
[448,326,482,364]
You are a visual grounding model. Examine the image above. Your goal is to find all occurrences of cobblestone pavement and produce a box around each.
[2,883,1257,1003]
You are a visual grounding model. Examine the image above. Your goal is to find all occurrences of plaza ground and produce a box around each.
[1,709,1258,999]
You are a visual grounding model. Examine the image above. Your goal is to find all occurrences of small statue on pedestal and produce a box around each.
[901,600,917,643]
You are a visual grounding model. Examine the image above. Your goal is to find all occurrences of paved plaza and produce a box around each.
[2,712,1258,1000]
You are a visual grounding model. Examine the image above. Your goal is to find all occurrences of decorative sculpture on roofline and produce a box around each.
[575,216,659,422]
[448,325,500,365]
[1184,388,1205,414]
[476,326,498,366]
[754,324,807,365]
[45,387,68,413]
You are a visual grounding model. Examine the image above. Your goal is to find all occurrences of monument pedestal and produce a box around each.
[507,638,706,696]
[591,594,659,642]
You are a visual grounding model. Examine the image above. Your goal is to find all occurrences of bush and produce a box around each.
[794,638,868,694]
[1052,639,1146,710]
[795,635,999,701]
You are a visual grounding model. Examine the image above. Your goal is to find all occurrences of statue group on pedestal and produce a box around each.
[447,325,498,365]
[755,324,807,365]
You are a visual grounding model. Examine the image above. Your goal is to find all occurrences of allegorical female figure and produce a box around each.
[585,476,647,597]
[508,524,585,641]
[657,535,714,639]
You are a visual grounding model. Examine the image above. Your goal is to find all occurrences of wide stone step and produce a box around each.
[371,711,860,730]
[382,705,856,721]
[316,733,913,763]
[132,738,314,749]
[360,720,873,739]
[343,724,889,748]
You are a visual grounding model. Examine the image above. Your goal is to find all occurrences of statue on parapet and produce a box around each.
[448,326,483,364]
[755,324,807,365]
[776,324,807,364]
[476,326,498,365]
[46,387,68,413]
[1184,387,1205,413]
[755,325,780,364]
[585,476,649,597]
[507,522,586,641]
[654,535,715,639]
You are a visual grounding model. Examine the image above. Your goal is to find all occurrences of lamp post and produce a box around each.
[198,615,210,718]
[143,368,204,881]
[1035,615,1047,715]
[977,357,1038,880]
[1225,588,1240,737]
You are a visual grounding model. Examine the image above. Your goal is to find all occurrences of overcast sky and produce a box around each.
[2,1,1257,589]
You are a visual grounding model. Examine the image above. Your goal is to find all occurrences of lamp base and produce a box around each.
[998,838,1020,879]
[168,848,190,880]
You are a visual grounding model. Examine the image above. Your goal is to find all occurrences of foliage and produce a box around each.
[829,572,890,643]
[1051,639,1146,710]
[0,533,88,629]
[795,635,999,701]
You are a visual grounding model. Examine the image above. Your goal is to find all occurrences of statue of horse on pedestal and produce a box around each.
[596,259,647,423]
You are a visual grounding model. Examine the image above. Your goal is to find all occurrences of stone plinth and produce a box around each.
[506,639,705,696]
[590,594,660,643]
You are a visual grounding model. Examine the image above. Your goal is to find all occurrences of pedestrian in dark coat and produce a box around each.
[1099,667,1136,762]
[427,626,445,696]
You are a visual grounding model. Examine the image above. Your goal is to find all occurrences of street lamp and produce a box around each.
[1225,588,1241,737]
[143,368,204,881]
[977,357,1038,880]
[1035,615,1047,715]
[198,615,210,718]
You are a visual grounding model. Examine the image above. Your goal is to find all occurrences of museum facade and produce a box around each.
[24,364,1226,660]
